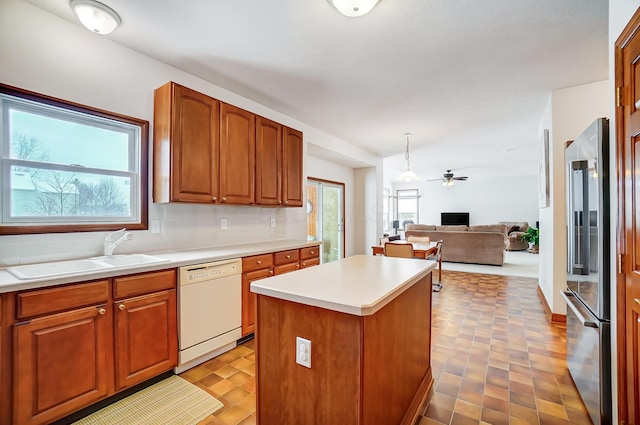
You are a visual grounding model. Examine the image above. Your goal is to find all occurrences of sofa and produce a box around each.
[498,221,530,251]
[404,223,509,266]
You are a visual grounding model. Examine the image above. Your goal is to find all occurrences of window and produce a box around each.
[0,84,148,235]
[396,188,419,229]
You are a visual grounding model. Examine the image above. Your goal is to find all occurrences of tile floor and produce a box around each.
[181,269,592,425]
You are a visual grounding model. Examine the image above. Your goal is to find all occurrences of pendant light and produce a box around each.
[398,133,419,182]
[327,0,381,17]
[71,0,121,35]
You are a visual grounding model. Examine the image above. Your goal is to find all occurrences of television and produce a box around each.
[441,212,469,226]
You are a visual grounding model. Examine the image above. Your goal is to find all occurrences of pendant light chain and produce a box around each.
[404,133,411,170]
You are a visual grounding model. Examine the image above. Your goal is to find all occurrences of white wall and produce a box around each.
[537,80,609,317]
[305,155,356,257]
[0,0,382,265]
[392,175,538,228]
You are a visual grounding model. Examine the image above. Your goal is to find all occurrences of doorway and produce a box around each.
[306,178,345,263]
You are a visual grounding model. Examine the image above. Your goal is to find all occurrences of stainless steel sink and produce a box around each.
[6,254,169,280]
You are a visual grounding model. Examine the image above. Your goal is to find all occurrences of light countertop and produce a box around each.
[250,254,436,316]
[0,239,319,293]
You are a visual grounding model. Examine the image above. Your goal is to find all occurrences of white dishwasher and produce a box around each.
[176,258,242,373]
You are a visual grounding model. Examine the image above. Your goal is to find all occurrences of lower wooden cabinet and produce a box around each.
[14,304,112,425]
[114,290,177,391]
[241,246,319,336]
[10,270,177,425]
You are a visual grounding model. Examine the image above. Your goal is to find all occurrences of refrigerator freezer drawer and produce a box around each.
[561,291,611,425]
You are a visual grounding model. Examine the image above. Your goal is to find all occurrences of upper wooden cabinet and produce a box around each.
[256,117,282,206]
[153,81,303,207]
[154,82,219,203]
[283,127,303,207]
[220,103,255,205]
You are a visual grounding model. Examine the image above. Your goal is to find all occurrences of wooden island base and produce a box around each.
[255,273,433,425]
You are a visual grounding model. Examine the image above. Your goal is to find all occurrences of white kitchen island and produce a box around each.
[250,254,436,425]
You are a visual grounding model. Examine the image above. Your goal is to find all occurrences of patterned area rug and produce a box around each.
[73,376,223,425]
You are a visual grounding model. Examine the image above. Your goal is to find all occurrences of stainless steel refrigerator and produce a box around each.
[562,117,611,425]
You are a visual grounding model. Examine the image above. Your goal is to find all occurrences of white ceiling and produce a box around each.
[24,0,609,181]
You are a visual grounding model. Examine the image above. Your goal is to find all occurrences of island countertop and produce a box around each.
[250,254,436,316]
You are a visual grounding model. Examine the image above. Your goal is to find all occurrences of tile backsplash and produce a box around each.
[0,203,305,267]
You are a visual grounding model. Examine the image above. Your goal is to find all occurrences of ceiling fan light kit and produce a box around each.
[328,0,380,17]
[428,169,469,186]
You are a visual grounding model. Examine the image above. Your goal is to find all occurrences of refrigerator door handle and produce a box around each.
[561,291,598,328]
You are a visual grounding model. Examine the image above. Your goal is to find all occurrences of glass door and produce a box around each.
[307,178,344,263]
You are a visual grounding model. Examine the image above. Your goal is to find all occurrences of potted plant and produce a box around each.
[521,227,539,253]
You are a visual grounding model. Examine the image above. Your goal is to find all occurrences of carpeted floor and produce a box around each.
[442,250,539,278]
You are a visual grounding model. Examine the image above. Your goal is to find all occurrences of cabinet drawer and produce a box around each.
[300,257,320,268]
[242,254,274,273]
[113,269,176,300]
[274,249,299,265]
[274,262,300,275]
[17,280,110,319]
[300,246,320,260]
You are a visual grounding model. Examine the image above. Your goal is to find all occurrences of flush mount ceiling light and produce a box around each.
[327,0,381,17]
[398,133,419,182]
[70,0,121,35]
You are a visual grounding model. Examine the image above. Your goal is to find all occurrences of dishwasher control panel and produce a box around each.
[179,258,242,285]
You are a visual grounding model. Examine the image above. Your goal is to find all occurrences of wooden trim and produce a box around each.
[308,177,346,259]
[614,8,640,422]
[0,293,16,425]
[0,83,149,236]
[537,285,566,324]
[400,368,434,425]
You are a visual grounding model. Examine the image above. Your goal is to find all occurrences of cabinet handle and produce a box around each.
[285,200,289,205]
[257,260,262,265]
[98,308,106,315]
[278,200,282,205]
[635,299,640,306]
[119,304,125,311]
[212,196,217,201]
[302,262,306,266]
[222,197,227,202]
[296,264,300,268]
[310,251,314,255]
[269,270,274,275]
[286,255,291,259]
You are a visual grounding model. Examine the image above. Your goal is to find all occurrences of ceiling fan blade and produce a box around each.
[426,178,444,181]
[453,176,468,180]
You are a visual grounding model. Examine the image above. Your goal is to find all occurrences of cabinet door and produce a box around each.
[242,268,272,336]
[220,103,255,205]
[167,83,220,203]
[256,116,282,205]
[114,290,177,391]
[14,305,112,425]
[282,127,303,207]
[300,257,320,269]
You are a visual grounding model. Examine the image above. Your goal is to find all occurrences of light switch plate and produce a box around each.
[296,336,311,368]
[221,219,228,230]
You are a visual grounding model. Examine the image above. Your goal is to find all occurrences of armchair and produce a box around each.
[499,221,530,251]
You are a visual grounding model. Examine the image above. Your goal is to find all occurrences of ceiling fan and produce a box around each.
[427,170,469,186]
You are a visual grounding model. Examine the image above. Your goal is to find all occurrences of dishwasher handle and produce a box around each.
[561,291,598,328]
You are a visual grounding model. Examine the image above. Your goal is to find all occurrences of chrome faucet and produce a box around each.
[104,228,133,256]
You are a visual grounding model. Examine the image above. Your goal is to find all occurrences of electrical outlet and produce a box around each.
[221,219,228,230]
[270,218,276,228]
[150,219,160,234]
[296,336,311,368]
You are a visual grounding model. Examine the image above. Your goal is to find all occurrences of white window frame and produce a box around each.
[0,84,148,235]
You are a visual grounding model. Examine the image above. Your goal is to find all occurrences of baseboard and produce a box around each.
[537,285,566,324]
